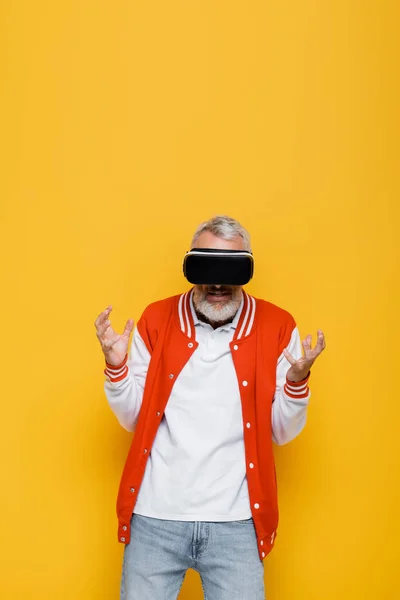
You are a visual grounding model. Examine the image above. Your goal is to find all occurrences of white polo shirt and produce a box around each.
[133,293,253,521]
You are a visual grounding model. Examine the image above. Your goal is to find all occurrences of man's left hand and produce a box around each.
[283,329,326,383]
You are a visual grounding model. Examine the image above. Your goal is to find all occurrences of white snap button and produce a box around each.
[242,380,248,386]
[143,448,148,454]
[233,344,238,350]
[169,374,174,379]
[122,526,127,531]
[120,537,126,542]
[260,540,264,546]
[254,503,260,509]
[249,462,254,468]
[156,411,161,416]
[262,552,265,558]
[246,422,251,428]
[130,488,135,493]
[188,342,193,348]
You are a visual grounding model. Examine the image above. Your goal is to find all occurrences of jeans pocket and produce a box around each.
[232,516,254,524]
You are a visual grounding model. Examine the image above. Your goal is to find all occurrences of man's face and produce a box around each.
[192,231,244,324]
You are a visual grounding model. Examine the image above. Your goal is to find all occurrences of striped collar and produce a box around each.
[177,289,256,341]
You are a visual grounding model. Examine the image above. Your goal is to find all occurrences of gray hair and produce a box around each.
[191,215,252,252]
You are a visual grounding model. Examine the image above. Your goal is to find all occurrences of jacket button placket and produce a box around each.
[242,379,258,512]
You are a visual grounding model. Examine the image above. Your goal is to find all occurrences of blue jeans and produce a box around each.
[120,513,266,599]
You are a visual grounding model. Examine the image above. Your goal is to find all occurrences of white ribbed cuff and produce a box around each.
[284,372,310,399]
[104,353,129,382]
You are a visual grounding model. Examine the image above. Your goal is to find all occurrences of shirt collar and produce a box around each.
[189,289,244,331]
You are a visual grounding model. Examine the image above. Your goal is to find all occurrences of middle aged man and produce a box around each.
[94,214,326,600]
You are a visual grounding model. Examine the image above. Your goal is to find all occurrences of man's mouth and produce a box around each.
[208,291,229,295]
[206,289,232,303]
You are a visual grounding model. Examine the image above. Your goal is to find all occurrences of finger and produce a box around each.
[96,319,112,338]
[318,329,326,349]
[96,312,115,338]
[283,348,297,366]
[314,330,326,353]
[94,305,112,328]
[121,319,135,338]
[302,334,312,351]
[302,335,313,361]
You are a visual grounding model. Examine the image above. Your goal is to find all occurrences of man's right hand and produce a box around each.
[94,305,134,366]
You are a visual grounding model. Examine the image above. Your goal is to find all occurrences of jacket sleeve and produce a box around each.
[271,325,311,445]
[103,326,151,432]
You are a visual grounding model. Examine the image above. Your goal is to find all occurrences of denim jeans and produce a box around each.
[120,513,266,599]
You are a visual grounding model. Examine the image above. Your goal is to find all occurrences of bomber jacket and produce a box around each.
[103,289,311,561]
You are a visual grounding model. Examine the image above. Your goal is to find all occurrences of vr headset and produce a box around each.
[183,248,254,285]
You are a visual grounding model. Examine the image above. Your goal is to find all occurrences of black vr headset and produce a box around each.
[183,248,254,285]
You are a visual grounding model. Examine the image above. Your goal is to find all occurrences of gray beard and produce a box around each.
[193,290,242,324]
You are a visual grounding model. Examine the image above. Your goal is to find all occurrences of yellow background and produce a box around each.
[1,1,399,598]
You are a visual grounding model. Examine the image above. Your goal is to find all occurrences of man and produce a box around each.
[94,215,326,599]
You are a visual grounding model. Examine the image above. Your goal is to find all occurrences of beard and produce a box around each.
[192,285,243,324]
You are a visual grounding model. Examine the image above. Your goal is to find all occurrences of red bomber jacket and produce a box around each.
[105,290,310,562]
